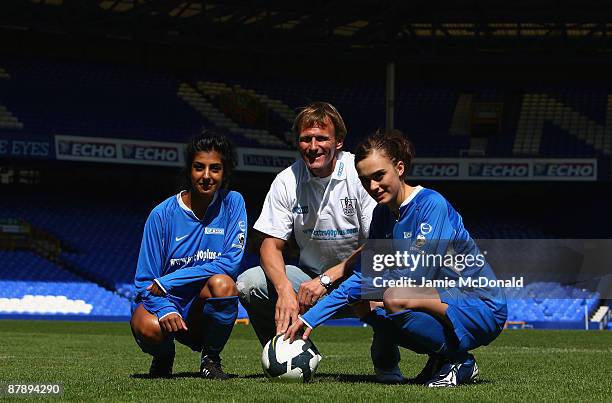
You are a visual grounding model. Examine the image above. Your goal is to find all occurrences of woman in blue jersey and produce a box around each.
[130,130,247,379]
[286,130,507,387]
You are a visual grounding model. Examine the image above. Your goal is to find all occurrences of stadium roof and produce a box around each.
[3,0,612,61]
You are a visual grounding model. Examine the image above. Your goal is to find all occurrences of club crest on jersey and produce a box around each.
[205,227,225,235]
[232,232,245,249]
[420,223,432,235]
[341,197,357,216]
[403,231,412,239]
[293,205,309,214]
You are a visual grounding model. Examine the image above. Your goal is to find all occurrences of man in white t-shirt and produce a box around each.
[237,102,404,383]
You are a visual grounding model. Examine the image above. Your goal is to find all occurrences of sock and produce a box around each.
[388,309,458,357]
[201,296,239,361]
[136,335,175,357]
[361,307,403,370]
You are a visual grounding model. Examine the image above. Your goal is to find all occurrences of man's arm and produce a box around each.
[260,235,299,334]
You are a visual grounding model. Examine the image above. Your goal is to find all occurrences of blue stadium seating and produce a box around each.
[0,58,203,141]
[2,57,610,158]
[0,196,144,289]
[0,251,130,318]
[506,282,600,324]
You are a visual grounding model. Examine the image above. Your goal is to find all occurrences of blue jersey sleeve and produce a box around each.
[134,209,178,319]
[155,193,248,292]
[301,272,362,328]
[134,209,164,293]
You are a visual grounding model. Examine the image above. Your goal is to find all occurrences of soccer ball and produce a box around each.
[261,334,322,382]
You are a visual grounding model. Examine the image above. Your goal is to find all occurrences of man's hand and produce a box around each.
[158,313,188,333]
[146,281,166,297]
[297,278,327,314]
[275,287,299,335]
[283,317,312,343]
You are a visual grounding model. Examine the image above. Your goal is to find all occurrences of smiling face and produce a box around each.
[356,149,405,207]
[297,118,343,178]
[190,150,224,197]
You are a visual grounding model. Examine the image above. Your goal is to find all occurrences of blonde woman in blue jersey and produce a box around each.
[286,130,507,387]
[130,130,247,379]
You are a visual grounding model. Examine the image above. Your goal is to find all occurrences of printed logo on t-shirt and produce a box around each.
[292,205,309,214]
[302,227,358,240]
[170,249,219,267]
[336,161,345,178]
[341,197,357,216]
[205,227,225,235]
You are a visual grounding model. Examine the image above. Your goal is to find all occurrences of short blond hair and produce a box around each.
[292,102,347,141]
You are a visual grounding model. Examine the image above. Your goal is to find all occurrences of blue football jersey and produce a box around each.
[302,186,504,328]
[368,186,497,284]
[134,189,247,319]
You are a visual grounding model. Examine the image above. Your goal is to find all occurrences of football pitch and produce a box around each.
[0,321,610,402]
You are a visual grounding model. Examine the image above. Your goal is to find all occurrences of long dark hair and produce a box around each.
[184,129,236,189]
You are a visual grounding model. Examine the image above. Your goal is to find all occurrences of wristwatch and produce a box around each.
[319,274,332,290]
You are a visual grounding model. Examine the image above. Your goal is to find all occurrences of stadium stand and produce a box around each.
[0,194,252,320]
[505,282,600,329]
[1,57,609,328]
[0,251,130,318]
[2,57,612,160]
[515,92,611,157]
[0,59,202,141]
[468,219,545,239]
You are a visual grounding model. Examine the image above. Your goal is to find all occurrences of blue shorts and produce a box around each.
[438,287,507,352]
[131,296,203,354]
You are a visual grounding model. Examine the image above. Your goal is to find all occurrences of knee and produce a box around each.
[383,295,401,313]
[201,274,238,298]
[236,267,267,302]
[131,317,164,345]
[383,289,416,313]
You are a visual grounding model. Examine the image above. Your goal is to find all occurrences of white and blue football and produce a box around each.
[261,334,322,382]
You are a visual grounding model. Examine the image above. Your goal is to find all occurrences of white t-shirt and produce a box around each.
[254,151,376,274]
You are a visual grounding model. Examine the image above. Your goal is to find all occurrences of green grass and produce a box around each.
[0,320,611,402]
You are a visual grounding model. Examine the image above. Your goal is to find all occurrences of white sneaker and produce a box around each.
[375,365,406,384]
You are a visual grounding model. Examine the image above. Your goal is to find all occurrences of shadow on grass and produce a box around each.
[240,372,377,383]
[132,372,490,385]
[314,374,492,386]
[240,374,267,379]
[314,373,379,383]
[131,372,239,379]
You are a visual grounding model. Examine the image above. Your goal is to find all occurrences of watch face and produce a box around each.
[320,275,331,285]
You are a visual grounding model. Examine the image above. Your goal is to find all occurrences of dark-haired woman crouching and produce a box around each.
[130,130,247,379]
